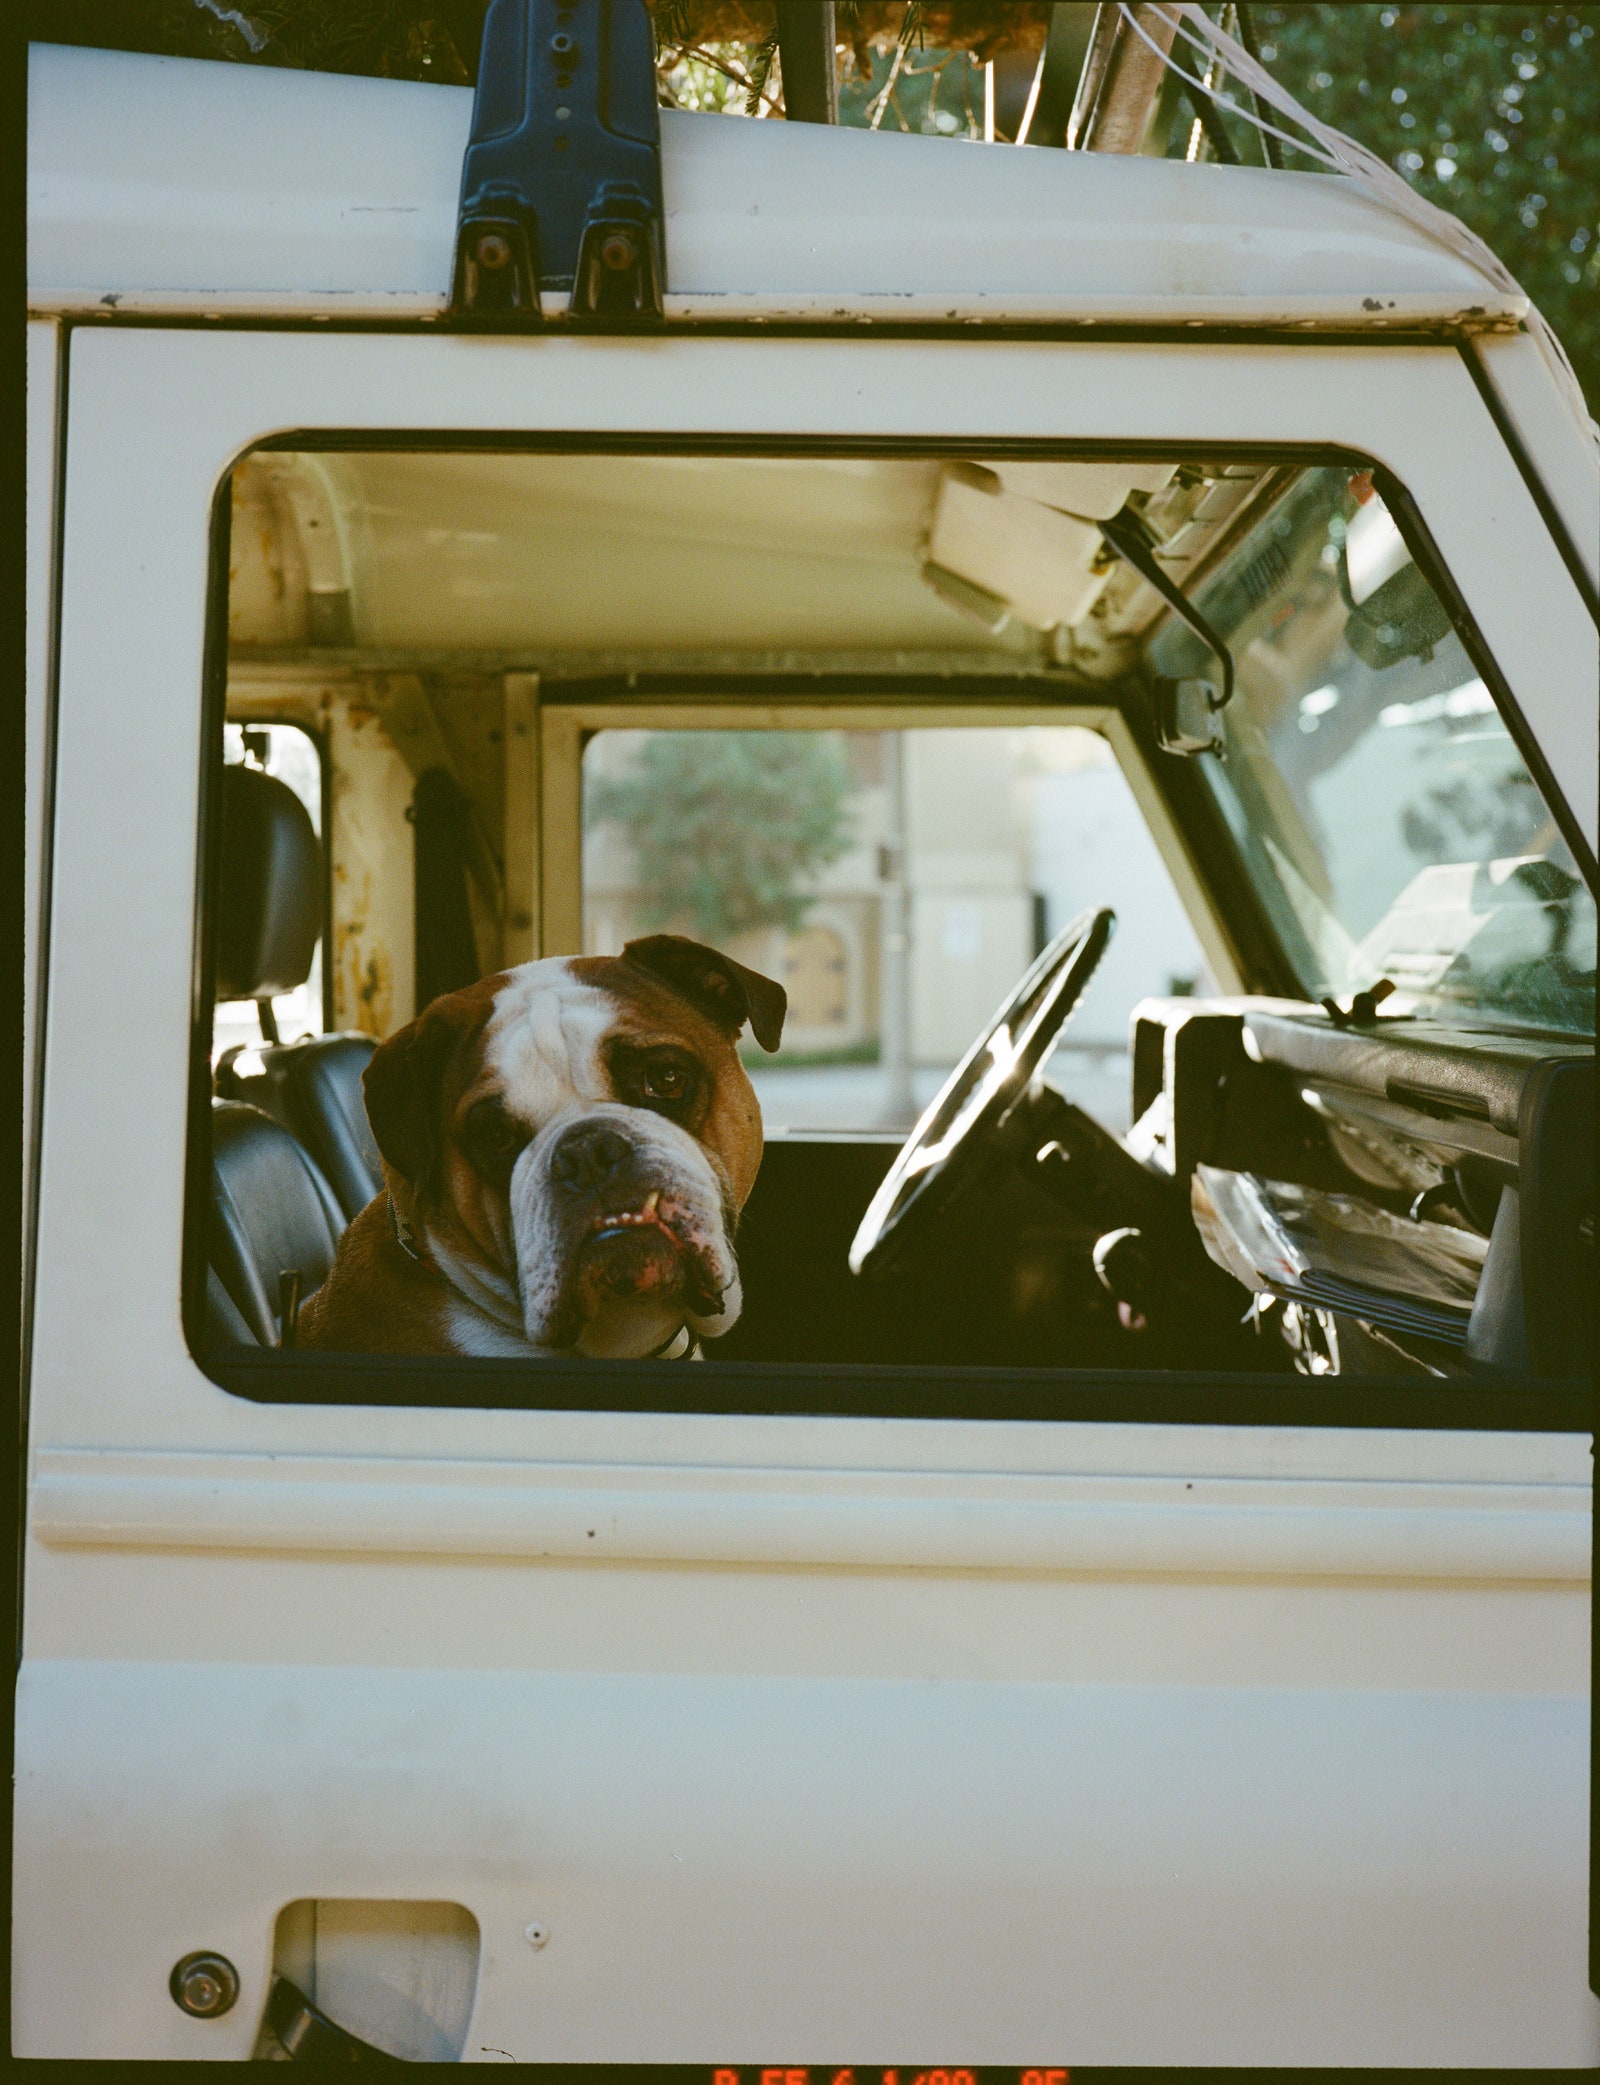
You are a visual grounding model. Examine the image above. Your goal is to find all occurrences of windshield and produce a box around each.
[1151,464,1596,1036]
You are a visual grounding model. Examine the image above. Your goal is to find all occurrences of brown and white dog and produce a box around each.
[298,936,786,1359]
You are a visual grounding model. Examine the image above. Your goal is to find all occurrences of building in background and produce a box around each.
[584,725,1206,1131]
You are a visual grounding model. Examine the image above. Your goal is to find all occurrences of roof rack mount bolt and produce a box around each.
[451,0,664,327]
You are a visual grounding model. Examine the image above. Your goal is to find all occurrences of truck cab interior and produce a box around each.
[202,445,1596,1391]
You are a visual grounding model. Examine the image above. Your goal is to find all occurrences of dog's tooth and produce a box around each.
[644,1191,661,1215]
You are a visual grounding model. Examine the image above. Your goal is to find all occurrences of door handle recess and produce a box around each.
[261,1975,402,2064]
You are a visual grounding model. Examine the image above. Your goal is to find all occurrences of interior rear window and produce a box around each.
[581,723,1206,1136]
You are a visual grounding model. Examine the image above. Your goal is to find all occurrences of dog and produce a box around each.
[297,935,786,1359]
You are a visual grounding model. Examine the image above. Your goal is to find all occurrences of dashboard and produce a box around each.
[1127,995,1594,1379]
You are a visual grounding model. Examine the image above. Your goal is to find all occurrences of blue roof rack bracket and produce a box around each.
[450,0,664,327]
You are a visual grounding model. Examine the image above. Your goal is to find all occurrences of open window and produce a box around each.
[192,443,1594,1419]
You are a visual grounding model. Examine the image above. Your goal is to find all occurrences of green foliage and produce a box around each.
[1249,6,1599,410]
[739,1037,883,1069]
[586,732,852,942]
[655,38,774,114]
[838,38,984,134]
[27,0,482,80]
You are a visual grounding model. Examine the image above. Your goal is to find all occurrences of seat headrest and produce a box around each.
[216,762,322,1001]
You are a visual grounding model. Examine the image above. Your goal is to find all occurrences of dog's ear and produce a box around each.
[362,986,496,1196]
[622,934,787,1054]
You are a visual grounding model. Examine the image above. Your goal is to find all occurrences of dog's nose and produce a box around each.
[550,1122,634,1198]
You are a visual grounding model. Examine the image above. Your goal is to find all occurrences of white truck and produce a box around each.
[21,2,1598,2064]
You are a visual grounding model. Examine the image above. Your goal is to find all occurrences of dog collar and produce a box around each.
[648,1324,699,1361]
[388,1193,424,1266]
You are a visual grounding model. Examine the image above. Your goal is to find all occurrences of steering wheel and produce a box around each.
[849,906,1116,1280]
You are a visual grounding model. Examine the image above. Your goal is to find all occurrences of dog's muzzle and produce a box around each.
[510,1105,741,1354]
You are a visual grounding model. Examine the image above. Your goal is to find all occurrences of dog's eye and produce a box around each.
[606,1041,702,1116]
[465,1098,529,1163]
[632,1050,700,1112]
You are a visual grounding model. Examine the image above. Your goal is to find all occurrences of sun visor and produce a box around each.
[924,465,1111,632]
[989,460,1177,521]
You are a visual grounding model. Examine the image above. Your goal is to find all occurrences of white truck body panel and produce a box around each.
[16,1660,1589,2064]
[24,318,60,1265]
[28,39,1528,330]
[1468,329,1600,591]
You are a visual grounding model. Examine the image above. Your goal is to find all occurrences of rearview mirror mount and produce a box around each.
[1099,508,1235,758]
[1153,676,1227,757]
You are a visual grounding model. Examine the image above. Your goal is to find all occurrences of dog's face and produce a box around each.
[361,936,786,1357]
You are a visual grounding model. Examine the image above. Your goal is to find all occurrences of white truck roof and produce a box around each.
[28,38,1523,330]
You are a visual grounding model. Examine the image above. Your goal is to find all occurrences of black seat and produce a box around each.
[217,760,323,1033]
[214,759,384,1220]
[227,1032,382,1222]
[208,1101,345,1347]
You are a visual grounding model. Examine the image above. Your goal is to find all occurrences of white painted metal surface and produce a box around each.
[26,1443,1589,1580]
[24,320,59,1271]
[15,318,1595,2061]
[27,40,1527,329]
[15,1659,1591,2064]
[1471,330,1600,590]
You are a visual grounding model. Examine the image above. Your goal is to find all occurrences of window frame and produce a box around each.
[209,1343,1587,1430]
[190,442,1590,1432]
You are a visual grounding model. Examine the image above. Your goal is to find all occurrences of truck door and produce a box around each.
[16,316,1597,2063]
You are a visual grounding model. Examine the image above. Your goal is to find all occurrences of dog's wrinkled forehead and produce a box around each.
[482,957,616,1121]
